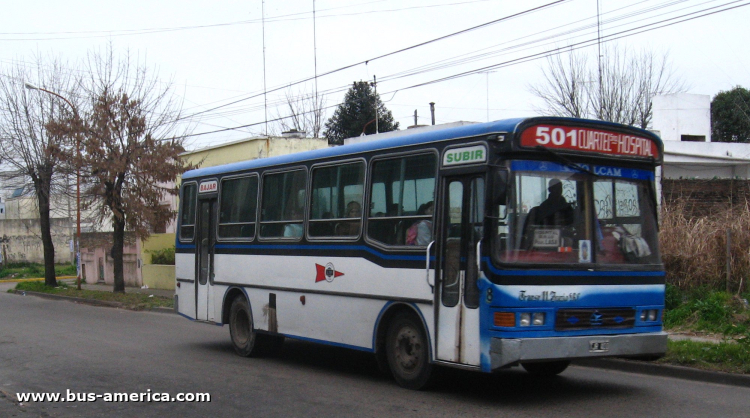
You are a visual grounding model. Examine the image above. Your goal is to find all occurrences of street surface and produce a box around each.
[1,283,750,418]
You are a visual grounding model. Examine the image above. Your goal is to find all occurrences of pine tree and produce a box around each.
[323,81,399,145]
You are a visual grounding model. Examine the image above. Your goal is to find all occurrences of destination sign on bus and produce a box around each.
[520,125,659,159]
[198,180,218,194]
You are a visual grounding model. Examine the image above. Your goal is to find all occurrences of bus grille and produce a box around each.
[555,308,635,330]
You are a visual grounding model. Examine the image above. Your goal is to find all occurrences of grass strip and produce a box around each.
[658,339,750,374]
[0,263,77,280]
[12,281,173,311]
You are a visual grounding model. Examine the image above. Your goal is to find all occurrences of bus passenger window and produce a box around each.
[218,175,258,239]
[179,183,197,241]
[260,169,307,239]
[368,153,436,246]
[309,162,365,239]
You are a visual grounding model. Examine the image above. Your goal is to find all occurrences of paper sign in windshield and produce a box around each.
[533,229,560,248]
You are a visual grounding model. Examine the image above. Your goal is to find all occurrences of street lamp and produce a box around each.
[25,82,82,291]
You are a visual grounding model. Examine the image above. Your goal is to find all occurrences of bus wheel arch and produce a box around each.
[226,292,261,357]
[222,287,246,325]
[375,303,433,389]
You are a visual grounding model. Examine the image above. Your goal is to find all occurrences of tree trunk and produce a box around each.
[35,174,57,288]
[112,216,126,293]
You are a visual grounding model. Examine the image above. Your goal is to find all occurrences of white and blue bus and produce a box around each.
[175,117,667,389]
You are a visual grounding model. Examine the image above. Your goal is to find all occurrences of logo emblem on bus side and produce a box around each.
[315,263,344,283]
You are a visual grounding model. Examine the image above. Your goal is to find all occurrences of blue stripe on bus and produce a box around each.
[483,258,664,277]
[511,160,655,180]
[214,243,429,261]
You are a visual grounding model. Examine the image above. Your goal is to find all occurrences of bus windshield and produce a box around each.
[493,160,661,267]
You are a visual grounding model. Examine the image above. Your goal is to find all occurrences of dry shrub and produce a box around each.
[661,199,750,293]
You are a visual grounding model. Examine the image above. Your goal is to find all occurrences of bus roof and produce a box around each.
[182,117,661,180]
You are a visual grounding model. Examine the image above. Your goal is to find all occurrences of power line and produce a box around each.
[181,0,750,141]
[173,0,568,122]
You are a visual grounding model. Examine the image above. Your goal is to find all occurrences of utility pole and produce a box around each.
[372,75,379,134]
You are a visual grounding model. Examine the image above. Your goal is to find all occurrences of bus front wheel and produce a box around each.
[229,296,259,357]
[386,313,433,390]
[521,360,570,376]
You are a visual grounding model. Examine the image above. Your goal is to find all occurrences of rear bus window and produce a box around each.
[179,183,197,241]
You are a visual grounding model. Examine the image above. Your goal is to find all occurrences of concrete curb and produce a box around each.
[10,290,176,315]
[0,276,77,283]
[574,358,750,388]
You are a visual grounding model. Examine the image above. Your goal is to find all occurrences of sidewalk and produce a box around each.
[73,281,175,298]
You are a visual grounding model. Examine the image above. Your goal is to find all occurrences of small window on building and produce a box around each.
[681,135,705,142]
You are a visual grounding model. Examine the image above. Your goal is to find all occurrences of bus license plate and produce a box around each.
[589,340,610,353]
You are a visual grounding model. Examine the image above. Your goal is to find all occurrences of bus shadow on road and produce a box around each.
[191,337,644,403]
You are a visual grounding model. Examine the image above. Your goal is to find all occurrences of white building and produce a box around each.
[652,93,711,143]
[652,93,750,181]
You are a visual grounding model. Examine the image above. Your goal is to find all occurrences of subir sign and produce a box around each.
[443,145,487,167]
[520,125,659,159]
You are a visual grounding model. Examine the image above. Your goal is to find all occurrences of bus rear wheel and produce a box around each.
[386,313,433,390]
[229,296,259,357]
[521,360,570,376]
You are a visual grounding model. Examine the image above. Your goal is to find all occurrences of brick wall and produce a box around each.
[662,179,750,217]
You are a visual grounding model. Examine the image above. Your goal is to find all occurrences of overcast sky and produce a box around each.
[2,0,748,150]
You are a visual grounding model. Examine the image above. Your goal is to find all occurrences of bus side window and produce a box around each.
[260,169,307,239]
[179,183,197,241]
[218,175,258,240]
[309,162,365,239]
[367,153,436,246]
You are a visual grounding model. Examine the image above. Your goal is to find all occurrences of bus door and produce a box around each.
[436,175,484,365]
[196,197,217,322]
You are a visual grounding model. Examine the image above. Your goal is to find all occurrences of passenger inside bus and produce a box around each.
[335,201,361,236]
[283,204,303,238]
[406,201,434,245]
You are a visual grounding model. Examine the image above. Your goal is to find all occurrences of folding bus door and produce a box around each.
[435,175,483,366]
[195,198,217,322]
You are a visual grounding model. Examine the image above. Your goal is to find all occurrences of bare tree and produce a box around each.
[0,57,79,286]
[530,45,685,129]
[50,46,196,292]
[273,87,326,138]
[529,52,589,119]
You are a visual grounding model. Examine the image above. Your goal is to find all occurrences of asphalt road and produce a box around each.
[2,284,750,418]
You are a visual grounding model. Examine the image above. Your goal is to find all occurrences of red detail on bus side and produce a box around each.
[315,263,344,283]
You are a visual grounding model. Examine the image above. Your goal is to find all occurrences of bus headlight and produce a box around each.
[640,309,659,322]
[519,313,531,326]
[532,312,545,326]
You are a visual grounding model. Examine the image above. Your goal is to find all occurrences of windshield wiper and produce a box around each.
[535,146,599,177]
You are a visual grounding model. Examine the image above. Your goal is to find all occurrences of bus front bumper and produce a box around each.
[490,332,668,369]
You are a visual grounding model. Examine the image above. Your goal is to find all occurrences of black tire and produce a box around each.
[229,296,259,357]
[521,360,570,376]
[386,312,433,390]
